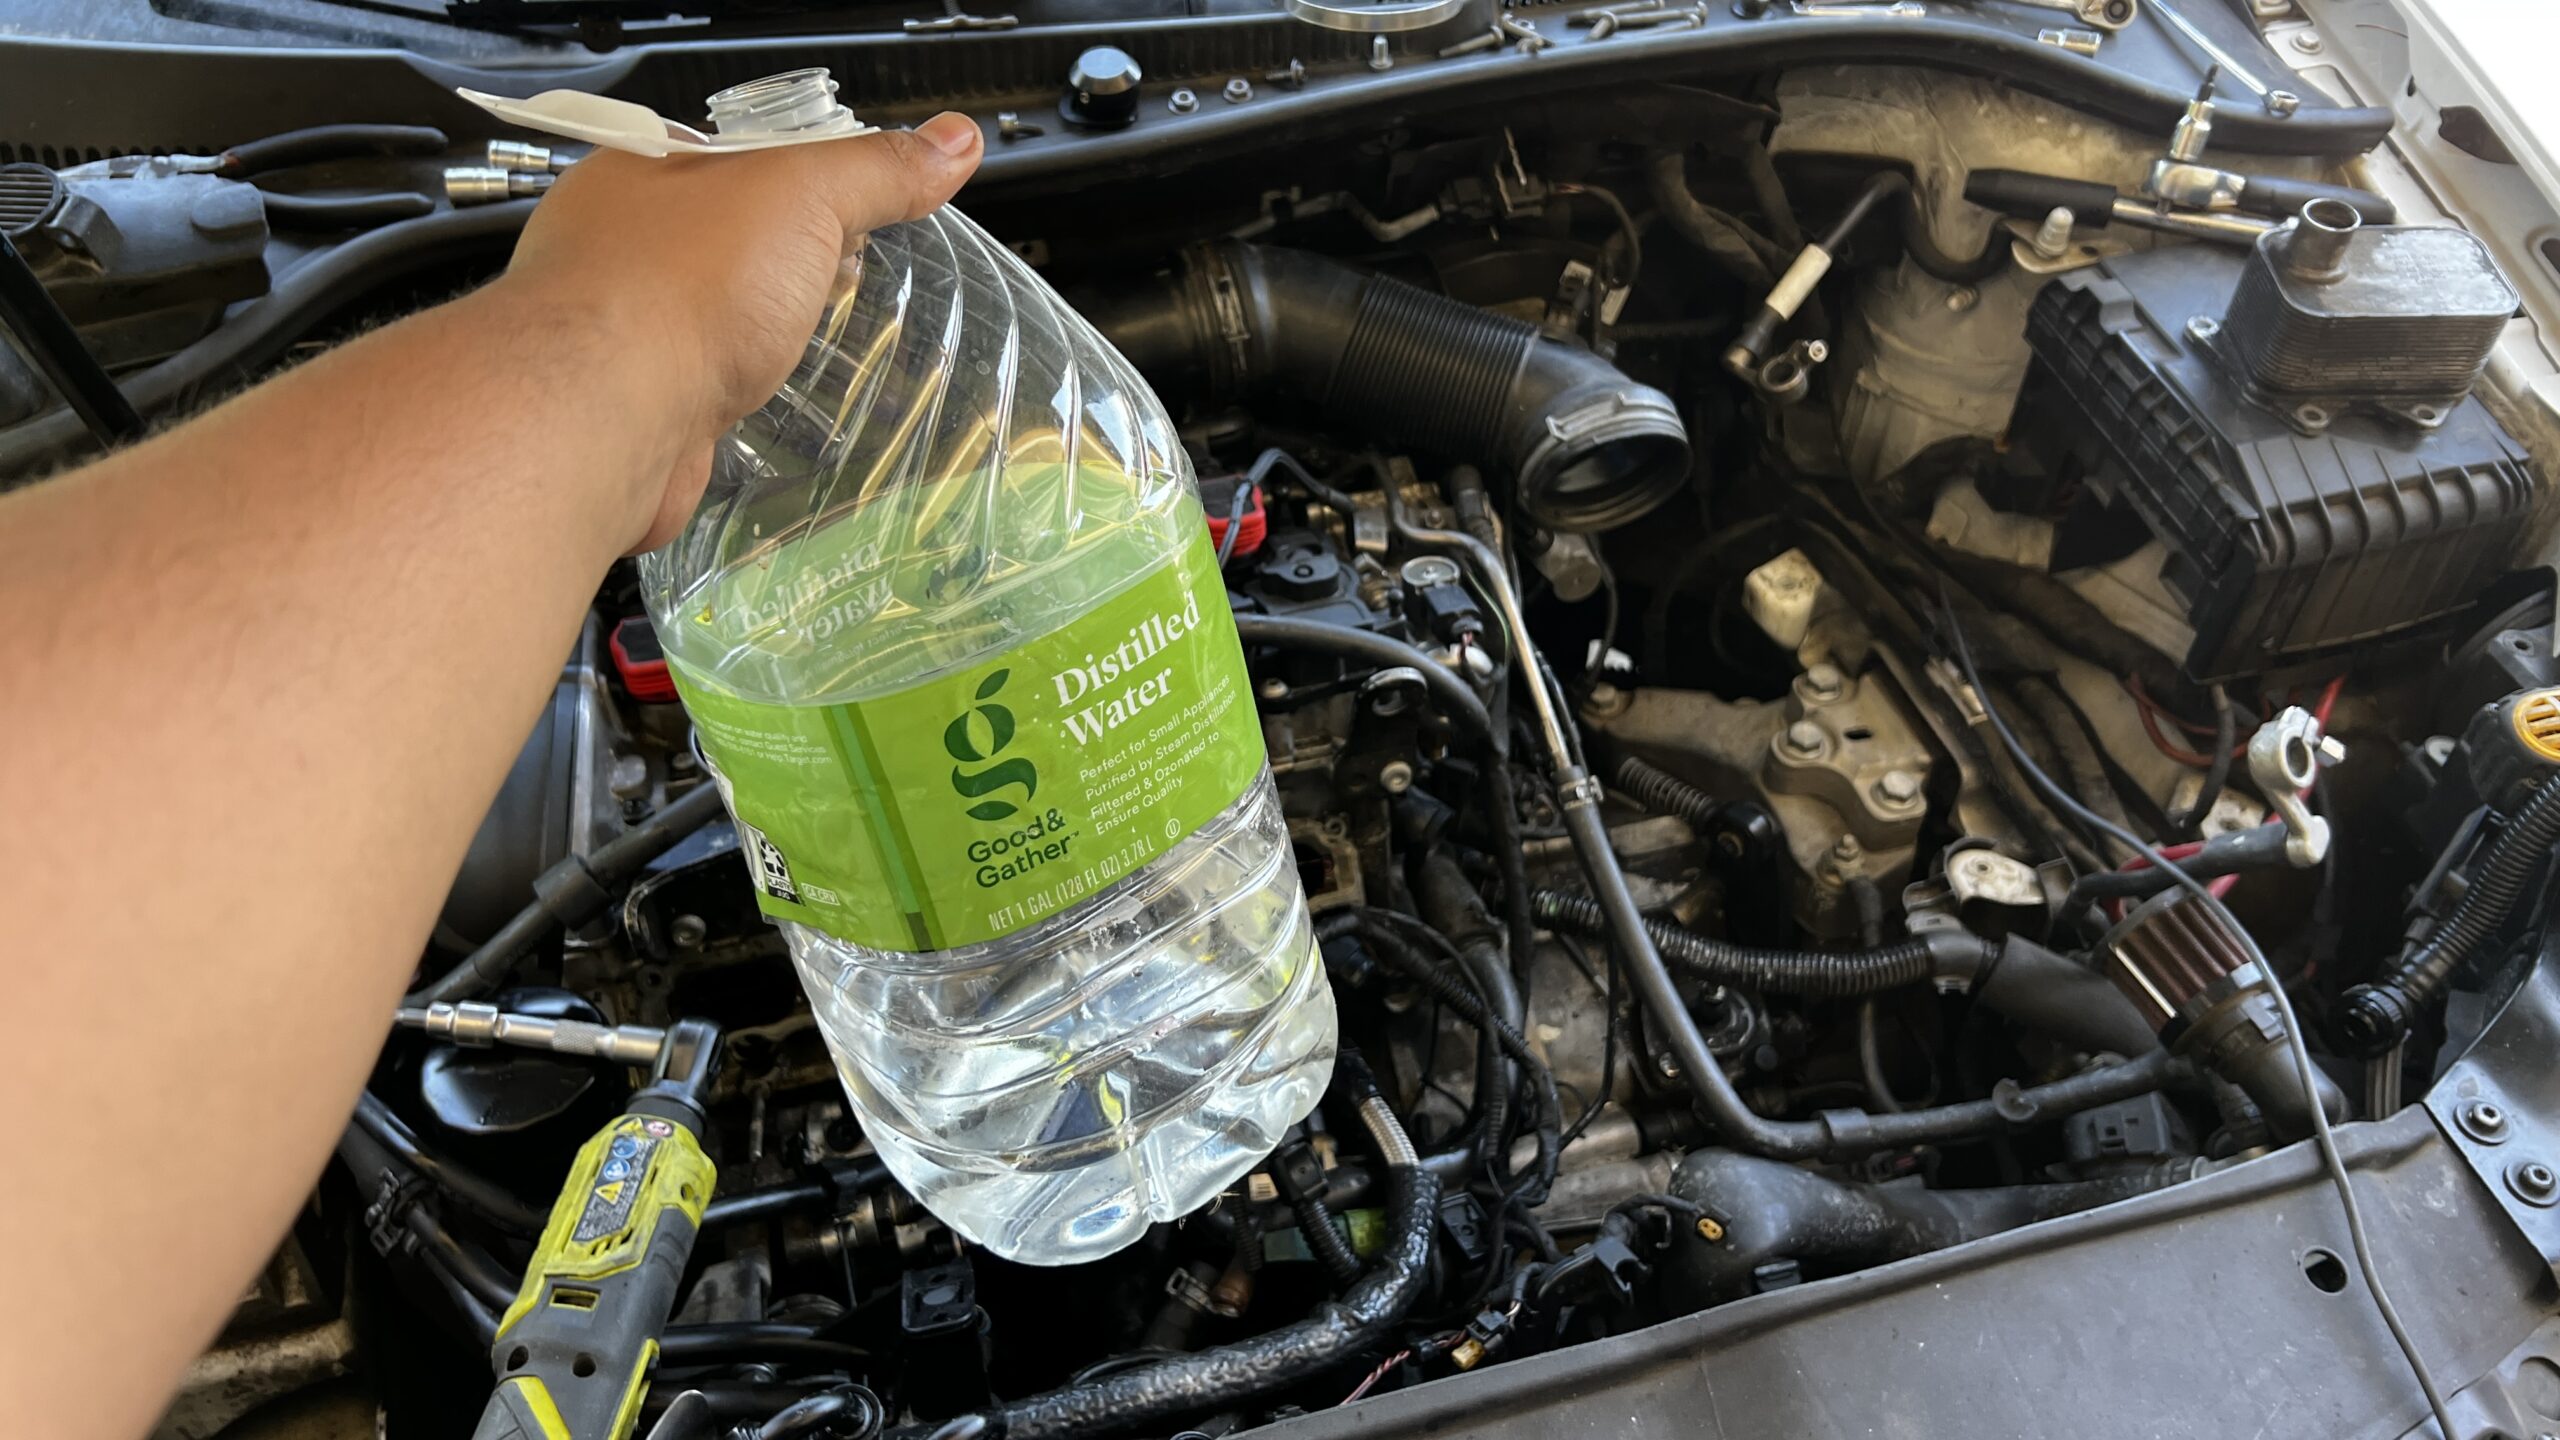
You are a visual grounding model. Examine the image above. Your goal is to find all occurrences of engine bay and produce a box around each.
[13,4,2560,1438]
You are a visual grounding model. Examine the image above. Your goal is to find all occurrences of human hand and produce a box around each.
[498,112,983,549]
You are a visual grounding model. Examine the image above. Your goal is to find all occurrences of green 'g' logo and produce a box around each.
[945,668,1039,822]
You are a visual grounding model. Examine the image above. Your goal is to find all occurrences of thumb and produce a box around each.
[803,112,984,239]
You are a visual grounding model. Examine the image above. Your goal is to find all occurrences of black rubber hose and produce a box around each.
[702,1158,893,1229]
[217,123,450,178]
[2339,771,2560,1055]
[659,1324,871,1370]
[1232,613,1493,749]
[952,1157,1436,1439]
[1289,1187,1365,1291]
[0,200,536,478]
[1556,785,2176,1158]
[1662,1148,2198,1305]
[1645,151,1781,288]
[1080,243,1690,533]
[261,191,438,230]
[409,781,729,1005]
[406,1201,520,1311]
[1411,853,1524,1180]
[1530,888,1950,997]
[2169,685,2239,839]
[350,1091,548,1232]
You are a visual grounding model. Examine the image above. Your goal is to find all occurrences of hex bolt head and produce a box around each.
[1944,285,1979,312]
[1223,77,1253,103]
[1830,835,1863,864]
[1167,88,1199,114]
[2508,1158,2559,1208]
[1783,720,1828,757]
[1801,662,1846,702]
[1265,58,1308,87]
[1379,759,1416,794]
[1875,769,1923,807]
[670,913,709,950]
[1256,675,1286,700]
[2460,1099,2512,1145]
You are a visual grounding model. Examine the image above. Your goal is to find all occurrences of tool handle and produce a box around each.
[473,1113,714,1440]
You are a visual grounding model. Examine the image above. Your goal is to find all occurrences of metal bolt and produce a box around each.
[2186,315,2222,343]
[1223,77,1253,102]
[2459,1099,2511,1145]
[1695,1216,1726,1242]
[670,913,709,951]
[2510,1159,2560,1207]
[1801,662,1846,702]
[2031,205,2075,260]
[1379,759,1415,794]
[1831,835,1863,864]
[1657,1052,1683,1079]
[1783,721,1828,757]
[1589,12,1620,37]
[1439,27,1504,57]
[1370,34,1393,70]
[2265,90,2301,117]
[1168,88,1199,114]
[1257,675,1287,700]
[2289,29,2321,52]
[1944,285,1979,312]
[1874,769,1923,807]
[1715,832,1748,859]
[996,111,1045,140]
[1264,58,1308,87]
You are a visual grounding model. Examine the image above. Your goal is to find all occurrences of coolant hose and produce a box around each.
[2339,771,2560,1055]
[1558,780,2179,1159]
[955,1094,1437,1439]
[1080,242,1690,532]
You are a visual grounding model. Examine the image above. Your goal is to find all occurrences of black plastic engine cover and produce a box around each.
[2019,242,2536,683]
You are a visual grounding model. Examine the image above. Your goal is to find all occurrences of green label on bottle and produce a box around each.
[670,531,1264,953]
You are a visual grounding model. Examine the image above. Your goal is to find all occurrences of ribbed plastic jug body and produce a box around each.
[637,207,1334,1264]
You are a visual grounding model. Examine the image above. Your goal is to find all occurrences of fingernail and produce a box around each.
[918,112,980,158]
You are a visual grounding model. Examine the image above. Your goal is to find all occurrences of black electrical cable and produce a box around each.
[406,1201,520,1311]
[2060,822,2292,910]
[1327,907,1556,1196]
[409,781,728,1006]
[350,1091,547,1232]
[1232,613,1494,748]
[702,1157,894,1228]
[1934,582,2455,1440]
[0,228,145,445]
[2170,684,2239,838]
[659,1324,872,1369]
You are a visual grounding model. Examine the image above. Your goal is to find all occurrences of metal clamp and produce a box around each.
[2244,706,2343,866]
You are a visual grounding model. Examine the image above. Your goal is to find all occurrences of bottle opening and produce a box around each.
[707,69,851,138]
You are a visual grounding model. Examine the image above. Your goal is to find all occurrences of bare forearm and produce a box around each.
[0,277,690,1439]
